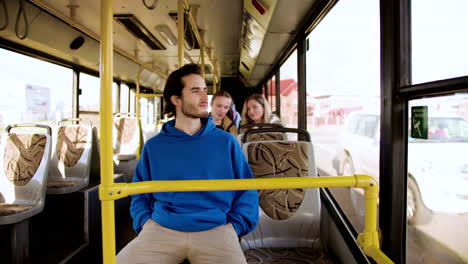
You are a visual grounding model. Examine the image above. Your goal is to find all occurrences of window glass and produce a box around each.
[120,83,130,113]
[280,49,298,128]
[0,48,72,132]
[79,73,100,130]
[154,97,161,123]
[407,94,468,263]
[305,0,380,233]
[412,0,468,84]
[129,88,136,113]
[140,96,148,128]
[79,73,100,112]
[148,97,155,125]
[268,76,276,113]
[113,82,118,113]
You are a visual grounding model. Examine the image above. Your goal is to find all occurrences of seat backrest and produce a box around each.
[240,129,321,250]
[47,119,93,194]
[0,124,52,225]
[244,132,286,143]
[113,113,140,160]
[237,124,284,145]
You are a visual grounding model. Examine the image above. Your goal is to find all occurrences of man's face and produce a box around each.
[176,74,209,119]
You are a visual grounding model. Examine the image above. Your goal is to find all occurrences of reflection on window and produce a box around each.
[280,49,298,128]
[412,0,468,84]
[0,48,72,132]
[305,0,380,233]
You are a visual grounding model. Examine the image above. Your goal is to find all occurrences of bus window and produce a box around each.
[79,73,100,133]
[129,88,136,114]
[280,49,298,129]
[412,0,468,84]
[408,95,468,263]
[113,82,119,113]
[120,83,130,113]
[305,0,380,234]
[268,75,276,114]
[0,48,73,132]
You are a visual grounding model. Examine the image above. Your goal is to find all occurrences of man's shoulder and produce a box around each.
[145,133,168,145]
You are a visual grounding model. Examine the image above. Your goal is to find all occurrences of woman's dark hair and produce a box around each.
[163,63,201,118]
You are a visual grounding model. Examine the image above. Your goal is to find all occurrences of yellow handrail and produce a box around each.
[135,66,144,160]
[99,175,394,264]
[99,0,115,263]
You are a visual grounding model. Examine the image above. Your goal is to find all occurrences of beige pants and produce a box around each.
[117,219,247,264]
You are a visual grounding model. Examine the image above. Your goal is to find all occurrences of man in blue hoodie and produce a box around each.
[117,64,258,264]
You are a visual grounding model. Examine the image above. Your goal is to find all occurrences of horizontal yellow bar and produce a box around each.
[99,176,358,201]
[98,174,393,264]
[139,93,163,98]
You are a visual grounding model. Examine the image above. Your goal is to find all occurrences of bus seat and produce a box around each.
[243,132,286,143]
[47,119,93,194]
[241,128,335,263]
[0,124,52,225]
[237,123,284,145]
[113,113,140,161]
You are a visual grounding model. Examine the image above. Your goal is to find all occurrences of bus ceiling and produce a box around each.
[0,0,320,89]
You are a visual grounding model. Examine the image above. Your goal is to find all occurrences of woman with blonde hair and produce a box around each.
[240,94,281,126]
[210,90,237,136]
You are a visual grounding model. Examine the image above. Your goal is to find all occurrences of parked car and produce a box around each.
[340,111,468,225]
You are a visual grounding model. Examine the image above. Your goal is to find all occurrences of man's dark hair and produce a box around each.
[163,63,202,118]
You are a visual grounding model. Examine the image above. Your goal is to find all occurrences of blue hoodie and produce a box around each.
[130,117,258,236]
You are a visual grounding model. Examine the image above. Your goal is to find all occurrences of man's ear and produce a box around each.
[171,95,181,106]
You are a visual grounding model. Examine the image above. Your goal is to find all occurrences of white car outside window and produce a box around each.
[340,111,468,224]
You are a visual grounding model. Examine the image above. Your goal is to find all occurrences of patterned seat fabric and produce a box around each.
[56,126,87,167]
[0,204,33,216]
[245,248,335,264]
[246,132,285,143]
[47,121,93,194]
[4,134,46,186]
[0,129,51,225]
[113,117,139,160]
[247,141,308,220]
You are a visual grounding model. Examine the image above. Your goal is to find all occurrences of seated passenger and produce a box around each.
[117,64,258,264]
[210,90,237,136]
[240,94,282,127]
[429,123,448,138]
[230,104,242,128]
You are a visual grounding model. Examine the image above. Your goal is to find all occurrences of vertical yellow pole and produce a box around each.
[100,0,116,263]
[363,188,378,234]
[200,46,205,80]
[177,0,184,68]
[136,66,143,160]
